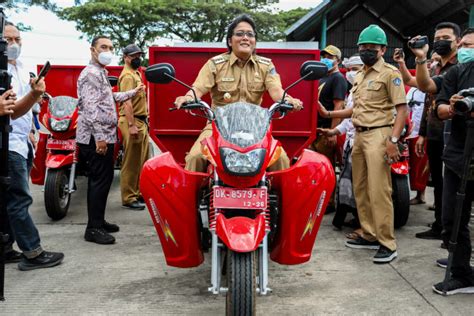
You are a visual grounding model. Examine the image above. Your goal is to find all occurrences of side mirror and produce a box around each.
[300,61,328,81]
[108,76,118,87]
[145,63,175,84]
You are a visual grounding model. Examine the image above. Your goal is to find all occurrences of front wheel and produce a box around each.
[44,168,71,220]
[226,251,256,316]
[392,173,410,228]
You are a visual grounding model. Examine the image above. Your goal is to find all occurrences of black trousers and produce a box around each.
[78,138,115,229]
[427,139,444,232]
[441,167,473,283]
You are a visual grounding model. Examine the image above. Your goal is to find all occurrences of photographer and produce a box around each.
[432,27,474,295]
[395,22,460,240]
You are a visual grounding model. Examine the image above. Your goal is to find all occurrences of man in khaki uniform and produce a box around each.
[118,44,149,210]
[322,25,408,263]
[175,14,302,172]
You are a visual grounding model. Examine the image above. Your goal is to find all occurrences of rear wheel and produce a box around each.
[226,251,256,316]
[44,168,71,220]
[392,174,410,228]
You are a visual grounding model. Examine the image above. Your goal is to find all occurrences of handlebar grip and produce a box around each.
[169,107,178,111]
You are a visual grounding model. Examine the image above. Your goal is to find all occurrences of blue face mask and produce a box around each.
[457,47,474,64]
[321,58,335,70]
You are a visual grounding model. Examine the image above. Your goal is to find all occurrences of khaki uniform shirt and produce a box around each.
[192,52,282,107]
[351,57,406,127]
[118,65,148,117]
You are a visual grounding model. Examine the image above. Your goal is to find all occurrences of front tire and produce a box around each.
[392,174,410,228]
[226,251,256,316]
[44,168,71,220]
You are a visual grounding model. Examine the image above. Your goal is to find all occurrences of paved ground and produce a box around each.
[1,171,473,315]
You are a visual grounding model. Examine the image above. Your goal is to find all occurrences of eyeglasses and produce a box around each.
[233,31,256,38]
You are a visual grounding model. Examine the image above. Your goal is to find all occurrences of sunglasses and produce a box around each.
[233,31,256,38]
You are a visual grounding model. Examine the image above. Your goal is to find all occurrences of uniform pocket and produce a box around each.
[248,81,264,92]
[367,81,384,99]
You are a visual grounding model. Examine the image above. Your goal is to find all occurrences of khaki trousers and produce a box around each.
[352,126,396,251]
[118,117,150,204]
[185,124,289,172]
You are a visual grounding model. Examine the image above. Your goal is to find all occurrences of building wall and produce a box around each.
[325,7,404,64]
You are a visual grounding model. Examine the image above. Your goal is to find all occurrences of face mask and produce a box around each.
[346,70,357,85]
[98,51,113,66]
[131,57,142,69]
[7,43,21,60]
[457,47,474,64]
[433,40,452,56]
[359,49,379,66]
[321,58,335,70]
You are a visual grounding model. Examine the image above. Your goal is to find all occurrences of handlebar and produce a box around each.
[169,100,215,120]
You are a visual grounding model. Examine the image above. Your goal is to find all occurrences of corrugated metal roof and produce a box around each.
[286,0,472,41]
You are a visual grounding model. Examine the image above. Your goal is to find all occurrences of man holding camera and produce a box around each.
[395,22,460,240]
[431,27,474,295]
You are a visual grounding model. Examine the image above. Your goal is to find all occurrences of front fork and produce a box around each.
[208,173,271,295]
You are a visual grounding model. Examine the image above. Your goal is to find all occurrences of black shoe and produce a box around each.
[122,201,145,210]
[373,245,397,263]
[345,237,380,250]
[18,251,64,271]
[103,220,120,233]
[84,228,115,244]
[4,249,23,263]
[433,279,474,295]
[436,257,474,271]
[137,195,145,203]
[415,228,442,240]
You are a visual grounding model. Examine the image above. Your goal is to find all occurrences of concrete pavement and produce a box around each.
[1,172,473,315]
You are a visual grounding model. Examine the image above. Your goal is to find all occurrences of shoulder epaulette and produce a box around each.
[384,63,398,71]
[256,55,271,65]
[211,54,229,65]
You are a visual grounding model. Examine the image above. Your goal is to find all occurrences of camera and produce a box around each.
[408,36,428,49]
[453,88,474,114]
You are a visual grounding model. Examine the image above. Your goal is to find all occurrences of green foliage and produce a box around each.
[57,0,310,53]
[0,0,56,10]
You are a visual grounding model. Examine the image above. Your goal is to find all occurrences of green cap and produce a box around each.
[357,24,388,46]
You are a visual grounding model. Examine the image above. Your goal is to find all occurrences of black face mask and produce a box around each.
[131,57,142,69]
[433,40,452,56]
[359,49,379,66]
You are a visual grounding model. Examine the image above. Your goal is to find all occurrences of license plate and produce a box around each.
[213,187,267,209]
[47,139,76,151]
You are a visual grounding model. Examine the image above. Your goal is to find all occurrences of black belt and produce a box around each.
[134,115,148,122]
[354,124,392,132]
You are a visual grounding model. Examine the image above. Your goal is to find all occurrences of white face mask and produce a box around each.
[7,43,21,60]
[98,51,113,66]
[346,70,357,85]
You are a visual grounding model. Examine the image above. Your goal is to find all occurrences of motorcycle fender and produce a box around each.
[31,132,48,185]
[216,214,266,253]
[140,152,207,268]
[391,161,409,175]
[45,152,74,169]
[268,149,336,265]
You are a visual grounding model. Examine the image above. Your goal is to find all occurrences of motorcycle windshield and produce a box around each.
[215,102,270,148]
[49,96,78,118]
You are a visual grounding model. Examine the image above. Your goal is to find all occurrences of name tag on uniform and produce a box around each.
[222,77,235,82]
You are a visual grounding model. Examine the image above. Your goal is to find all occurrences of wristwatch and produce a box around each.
[415,58,427,65]
[388,136,398,144]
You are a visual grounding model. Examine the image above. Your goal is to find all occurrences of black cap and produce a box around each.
[123,44,144,56]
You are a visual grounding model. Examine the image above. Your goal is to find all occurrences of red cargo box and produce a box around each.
[148,46,320,164]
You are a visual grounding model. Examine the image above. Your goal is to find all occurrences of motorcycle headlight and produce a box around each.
[220,148,266,176]
[49,118,71,132]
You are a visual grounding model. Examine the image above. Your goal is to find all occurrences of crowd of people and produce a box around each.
[0,14,473,297]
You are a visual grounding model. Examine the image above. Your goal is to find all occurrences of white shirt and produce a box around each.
[8,59,33,159]
[406,87,425,139]
[335,92,355,150]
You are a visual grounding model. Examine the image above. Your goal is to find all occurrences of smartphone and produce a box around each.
[395,48,404,59]
[36,61,51,84]
[408,36,428,49]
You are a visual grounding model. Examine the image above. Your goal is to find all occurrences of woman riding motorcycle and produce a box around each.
[174,14,303,172]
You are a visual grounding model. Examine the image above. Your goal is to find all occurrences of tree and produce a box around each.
[57,0,310,53]
[0,0,55,10]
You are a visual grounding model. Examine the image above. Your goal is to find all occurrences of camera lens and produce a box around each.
[453,98,473,114]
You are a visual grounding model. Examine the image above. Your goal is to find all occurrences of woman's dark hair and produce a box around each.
[226,14,257,52]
